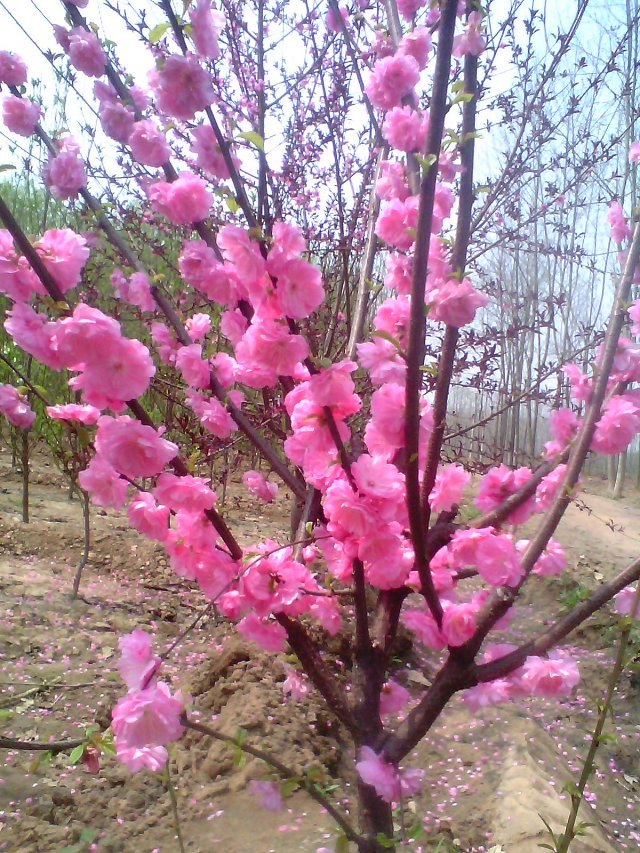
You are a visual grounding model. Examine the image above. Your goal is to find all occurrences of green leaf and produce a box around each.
[452,91,474,105]
[370,329,402,351]
[79,828,97,843]
[562,780,581,798]
[149,22,171,44]
[225,196,240,214]
[375,832,396,848]
[69,744,86,764]
[281,777,300,798]
[236,130,265,151]
[415,153,437,176]
[335,834,350,853]
[0,164,16,173]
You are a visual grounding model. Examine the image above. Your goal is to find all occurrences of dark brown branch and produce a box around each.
[421,51,479,526]
[0,735,84,754]
[276,614,355,734]
[404,0,459,627]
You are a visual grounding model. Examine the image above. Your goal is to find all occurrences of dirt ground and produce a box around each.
[0,450,638,852]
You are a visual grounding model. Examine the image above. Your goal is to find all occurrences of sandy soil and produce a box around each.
[0,453,638,852]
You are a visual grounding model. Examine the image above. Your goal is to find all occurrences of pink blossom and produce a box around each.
[127,492,170,541]
[186,313,211,342]
[398,27,432,69]
[235,320,308,387]
[384,252,412,294]
[119,272,155,312]
[118,630,161,692]
[94,415,178,479]
[175,343,210,388]
[61,27,107,77]
[380,680,410,716]
[605,336,640,383]
[149,54,215,120]
[450,527,524,587]
[0,51,28,86]
[352,454,404,501]
[55,305,155,410]
[248,780,283,812]
[607,201,631,244]
[375,196,419,250]
[4,303,61,368]
[111,682,184,749]
[154,472,216,513]
[427,278,487,327]
[327,4,349,33]
[429,464,470,512]
[629,300,640,336]
[442,600,478,647]
[151,322,178,365]
[237,614,287,652]
[365,54,420,111]
[376,160,408,202]
[516,538,566,576]
[129,120,171,167]
[243,470,278,503]
[44,138,87,200]
[116,744,167,773]
[2,96,41,136]
[544,407,580,458]
[307,360,360,418]
[190,125,234,179]
[397,0,427,21]
[520,653,580,698]
[475,464,537,525]
[99,100,134,143]
[629,142,640,164]
[452,11,486,57]
[36,228,89,293]
[46,403,100,425]
[383,106,427,152]
[218,224,266,286]
[78,455,128,509]
[283,667,309,701]
[147,172,213,224]
[179,240,236,305]
[535,464,568,510]
[0,384,35,429]
[189,0,224,59]
[356,747,400,802]
[562,363,592,403]
[402,608,446,650]
[0,231,42,302]
[187,392,236,438]
[360,528,412,589]
[591,394,640,455]
[614,585,640,618]
[274,257,325,319]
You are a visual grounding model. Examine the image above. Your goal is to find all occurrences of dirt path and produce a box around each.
[0,457,639,851]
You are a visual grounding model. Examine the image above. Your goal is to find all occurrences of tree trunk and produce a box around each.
[608,455,618,492]
[613,451,627,499]
[21,429,29,524]
[356,778,395,852]
[72,490,90,598]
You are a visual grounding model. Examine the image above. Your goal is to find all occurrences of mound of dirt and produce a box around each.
[184,638,347,791]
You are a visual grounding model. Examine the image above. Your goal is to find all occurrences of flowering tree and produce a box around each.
[1,1,640,850]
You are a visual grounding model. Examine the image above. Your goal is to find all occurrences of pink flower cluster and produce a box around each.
[0,384,35,429]
[356,747,424,803]
[112,630,183,772]
[147,172,213,225]
[463,648,580,710]
[2,96,41,137]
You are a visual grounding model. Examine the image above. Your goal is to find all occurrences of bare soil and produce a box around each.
[0,452,638,852]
